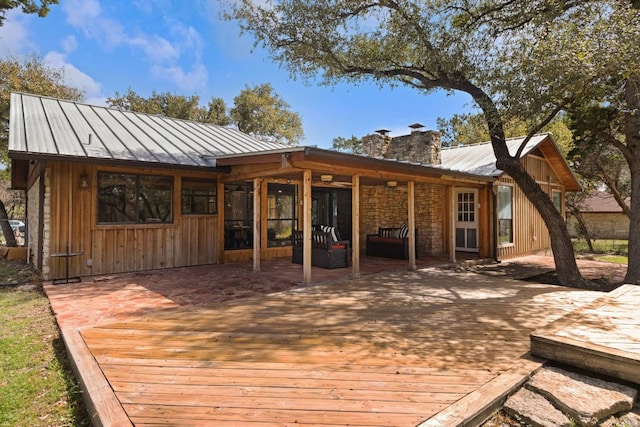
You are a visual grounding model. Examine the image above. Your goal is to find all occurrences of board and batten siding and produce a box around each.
[497,154,565,260]
[43,161,221,280]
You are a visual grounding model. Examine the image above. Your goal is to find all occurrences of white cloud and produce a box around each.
[0,9,35,56]
[129,33,179,63]
[44,51,102,98]
[62,35,78,53]
[60,0,209,90]
[62,0,125,48]
[151,63,208,92]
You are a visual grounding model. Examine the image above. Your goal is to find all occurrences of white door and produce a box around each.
[455,189,479,252]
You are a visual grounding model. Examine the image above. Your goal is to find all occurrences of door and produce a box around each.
[455,189,479,252]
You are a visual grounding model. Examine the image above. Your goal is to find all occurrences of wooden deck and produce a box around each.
[531,284,640,385]
[68,267,604,427]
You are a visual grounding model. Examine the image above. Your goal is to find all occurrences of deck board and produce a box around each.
[531,284,640,384]
[75,268,606,426]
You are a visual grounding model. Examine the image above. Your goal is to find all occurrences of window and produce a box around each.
[552,190,563,213]
[98,172,173,224]
[182,179,217,214]
[497,185,513,245]
[267,184,297,247]
[224,183,253,250]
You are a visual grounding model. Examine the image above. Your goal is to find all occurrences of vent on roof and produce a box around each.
[375,129,390,136]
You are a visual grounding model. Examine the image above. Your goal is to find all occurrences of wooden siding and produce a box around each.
[497,155,565,260]
[45,162,221,280]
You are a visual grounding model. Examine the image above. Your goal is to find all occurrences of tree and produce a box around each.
[107,89,231,125]
[226,0,596,287]
[230,83,303,145]
[0,55,84,245]
[0,0,57,26]
[332,135,362,154]
[108,85,303,145]
[436,112,573,153]
[494,1,640,283]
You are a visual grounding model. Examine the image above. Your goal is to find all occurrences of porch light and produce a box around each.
[320,175,333,182]
[79,171,90,189]
[386,180,398,188]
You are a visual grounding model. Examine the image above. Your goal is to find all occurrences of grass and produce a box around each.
[572,238,628,256]
[0,261,90,427]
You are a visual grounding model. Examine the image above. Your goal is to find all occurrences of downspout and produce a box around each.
[490,181,500,263]
[37,162,46,272]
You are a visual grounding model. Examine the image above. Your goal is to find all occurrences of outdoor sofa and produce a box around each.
[366,225,418,260]
[291,226,350,269]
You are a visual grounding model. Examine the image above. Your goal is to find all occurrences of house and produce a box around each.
[567,192,629,240]
[8,93,579,283]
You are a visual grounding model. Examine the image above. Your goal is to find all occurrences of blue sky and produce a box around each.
[0,0,476,149]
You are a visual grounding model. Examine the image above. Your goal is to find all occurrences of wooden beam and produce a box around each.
[302,170,312,285]
[288,159,459,185]
[223,163,294,182]
[407,180,416,271]
[253,178,261,272]
[351,175,360,278]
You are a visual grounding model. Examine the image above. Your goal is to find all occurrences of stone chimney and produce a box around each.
[385,123,442,165]
[361,129,391,158]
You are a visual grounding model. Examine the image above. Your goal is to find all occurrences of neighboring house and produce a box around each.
[567,192,629,240]
[8,93,579,283]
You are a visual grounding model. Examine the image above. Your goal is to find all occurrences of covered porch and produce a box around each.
[217,147,495,285]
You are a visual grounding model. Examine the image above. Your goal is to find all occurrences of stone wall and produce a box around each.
[41,169,51,278]
[361,133,390,158]
[386,130,441,165]
[567,212,629,240]
[26,175,41,270]
[360,183,446,255]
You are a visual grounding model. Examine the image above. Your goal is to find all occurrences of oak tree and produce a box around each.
[230,83,303,145]
[0,55,84,245]
[226,0,604,286]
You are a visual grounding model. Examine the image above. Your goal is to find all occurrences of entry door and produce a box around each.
[455,189,479,252]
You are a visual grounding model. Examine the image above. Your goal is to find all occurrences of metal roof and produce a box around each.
[440,134,550,176]
[9,92,288,168]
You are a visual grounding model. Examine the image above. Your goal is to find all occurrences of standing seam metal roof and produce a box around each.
[9,92,288,167]
[439,134,550,176]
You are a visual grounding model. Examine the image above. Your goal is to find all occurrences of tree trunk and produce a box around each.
[499,156,594,288]
[623,75,640,284]
[567,205,595,253]
[0,199,18,247]
[462,85,588,288]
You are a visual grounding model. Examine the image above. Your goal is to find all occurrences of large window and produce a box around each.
[267,184,297,247]
[182,179,217,214]
[224,183,253,250]
[552,190,563,213]
[98,172,173,224]
[497,185,513,245]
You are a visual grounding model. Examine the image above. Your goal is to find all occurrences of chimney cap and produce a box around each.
[375,128,391,135]
[409,122,425,130]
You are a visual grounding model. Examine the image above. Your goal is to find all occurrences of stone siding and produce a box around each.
[386,130,441,165]
[361,133,390,158]
[26,175,40,269]
[360,183,445,255]
[41,169,51,278]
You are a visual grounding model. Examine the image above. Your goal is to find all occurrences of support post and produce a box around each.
[407,180,417,271]
[302,170,312,285]
[351,175,360,278]
[253,178,261,272]
[450,185,457,263]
